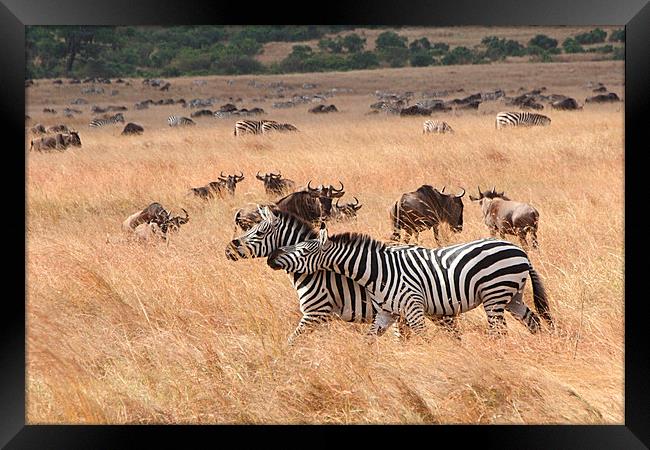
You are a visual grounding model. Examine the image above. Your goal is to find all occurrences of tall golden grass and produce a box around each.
[26,62,624,424]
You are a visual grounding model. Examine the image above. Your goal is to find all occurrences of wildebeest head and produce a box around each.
[469,186,511,203]
[218,171,245,195]
[306,180,345,218]
[64,131,81,147]
[435,186,465,232]
[256,171,294,196]
[333,196,363,221]
[160,208,189,233]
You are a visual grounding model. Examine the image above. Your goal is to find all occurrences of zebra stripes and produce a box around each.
[234,120,298,136]
[495,111,551,129]
[226,208,378,343]
[423,120,454,134]
[89,113,125,128]
[267,226,554,337]
[168,115,196,127]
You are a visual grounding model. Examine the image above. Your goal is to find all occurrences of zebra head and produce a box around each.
[226,206,292,261]
[267,223,330,273]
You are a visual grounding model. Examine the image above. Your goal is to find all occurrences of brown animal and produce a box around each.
[233,203,279,231]
[46,124,70,134]
[331,196,363,222]
[190,172,245,199]
[29,131,80,151]
[255,171,296,196]
[275,181,345,224]
[469,186,540,248]
[390,185,465,244]
[30,124,46,135]
[121,123,144,135]
[122,202,171,231]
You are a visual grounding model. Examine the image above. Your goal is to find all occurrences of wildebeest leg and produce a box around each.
[413,231,420,243]
[530,229,539,249]
[402,230,411,244]
[506,289,541,333]
[517,229,529,248]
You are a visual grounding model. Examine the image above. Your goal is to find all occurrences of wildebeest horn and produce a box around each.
[220,171,226,178]
[335,198,341,207]
[477,185,482,196]
[181,208,189,220]
[307,180,318,192]
[256,171,264,180]
[237,171,244,179]
[333,181,344,192]
[456,188,465,198]
[491,185,496,193]
[441,186,446,193]
[353,196,360,206]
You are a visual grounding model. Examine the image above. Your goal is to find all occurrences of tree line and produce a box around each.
[26,26,624,79]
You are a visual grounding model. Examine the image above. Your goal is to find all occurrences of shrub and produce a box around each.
[609,28,625,42]
[562,37,585,53]
[441,46,474,65]
[575,28,607,45]
[409,37,431,51]
[342,34,366,53]
[528,34,558,50]
[409,50,434,66]
[348,51,379,69]
[375,31,408,51]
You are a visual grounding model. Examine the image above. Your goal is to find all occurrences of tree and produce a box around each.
[528,34,558,50]
[609,29,625,42]
[562,37,585,53]
[575,28,607,45]
[375,31,407,51]
[342,33,365,53]
[409,37,431,51]
[410,50,434,66]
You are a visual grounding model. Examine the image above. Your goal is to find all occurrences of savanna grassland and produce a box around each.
[26,60,624,424]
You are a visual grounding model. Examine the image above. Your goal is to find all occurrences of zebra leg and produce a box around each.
[393,315,413,340]
[506,290,541,334]
[404,299,427,335]
[287,313,332,345]
[368,310,398,336]
[482,299,508,336]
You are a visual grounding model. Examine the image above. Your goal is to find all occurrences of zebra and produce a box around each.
[167,115,196,127]
[423,120,454,134]
[267,224,554,338]
[225,207,380,343]
[261,121,298,133]
[234,119,266,136]
[495,111,551,130]
[89,112,125,128]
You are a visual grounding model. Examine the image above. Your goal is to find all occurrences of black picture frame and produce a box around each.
[4,0,648,447]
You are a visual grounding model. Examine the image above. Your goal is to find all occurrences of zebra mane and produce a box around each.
[328,232,387,250]
[274,209,318,238]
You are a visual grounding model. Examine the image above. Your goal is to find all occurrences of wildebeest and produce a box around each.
[585,93,620,103]
[309,104,338,113]
[30,124,47,135]
[469,186,539,249]
[233,203,279,231]
[275,181,345,224]
[190,109,214,118]
[255,171,296,196]
[46,124,70,134]
[551,98,582,110]
[30,131,81,151]
[390,185,465,244]
[43,108,57,114]
[121,122,144,135]
[331,196,362,222]
[190,172,245,199]
[122,202,170,231]
[399,105,432,116]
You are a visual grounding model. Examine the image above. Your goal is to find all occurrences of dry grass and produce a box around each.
[26,61,624,424]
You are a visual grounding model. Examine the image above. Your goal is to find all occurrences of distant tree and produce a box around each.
[575,28,607,45]
[609,28,625,42]
[409,37,431,51]
[318,37,344,54]
[410,50,434,66]
[562,37,585,53]
[348,51,379,69]
[528,34,558,50]
[375,31,408,51]
[441,46,474,65]
[342,33,366,53]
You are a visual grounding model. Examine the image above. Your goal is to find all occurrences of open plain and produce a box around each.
[26,60,624,424]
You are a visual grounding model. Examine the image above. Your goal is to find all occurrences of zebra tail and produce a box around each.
[529,266,554,328]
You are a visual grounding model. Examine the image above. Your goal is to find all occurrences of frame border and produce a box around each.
[5,0,648,447]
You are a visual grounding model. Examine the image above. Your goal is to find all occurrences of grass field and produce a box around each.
[26,60,624,424]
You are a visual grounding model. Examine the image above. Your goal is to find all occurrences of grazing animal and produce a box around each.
[331,197,362,222]
[255,171,296,196]
[267,224,554,337]
[122,202,171,232]
[167,115,195,127]
[423,120,454,134]
[495,112,551,129]
[551,98,582,110]
[30,124,47,135]
[261,121,298,133]
[43,108,57,114]
[190,172,245,199]
[390,185,465,244]
[29,131,80,151]
[46,124,70,134]
[585,93,620,103]
[281,181,345,223]
[89,112,125,128]
[234,119,265,136]
[132,208,189,242]
[469,186,540,249]
[121,123,144,135]
[226,207,380,343]
[190,109,214,118]
[233,203,279,231]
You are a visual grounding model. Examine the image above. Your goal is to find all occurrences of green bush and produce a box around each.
[609,28,625,42]
[375,31,408,51]
[481,35,525,60]
[342,34,366,53]
[348,51,379,69]
[575,28,607,45]
[612,46,624,60]
[379,47,409,67]
[431,42,450,55]
[409,37,431,51]
[409,49,434,66]
[528,34,558,50]
[442,46,474,65]
[587,44,614,53]
[562,37,585,53]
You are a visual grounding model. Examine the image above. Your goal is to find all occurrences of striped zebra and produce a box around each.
[225,207,379,343]
[495,111,551,130]
[261,121,298,133]
[167,115,196,127]
[423,120,454,134]
[89,112,125,128]
[267,224,554,337]
[234,119,266,136]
